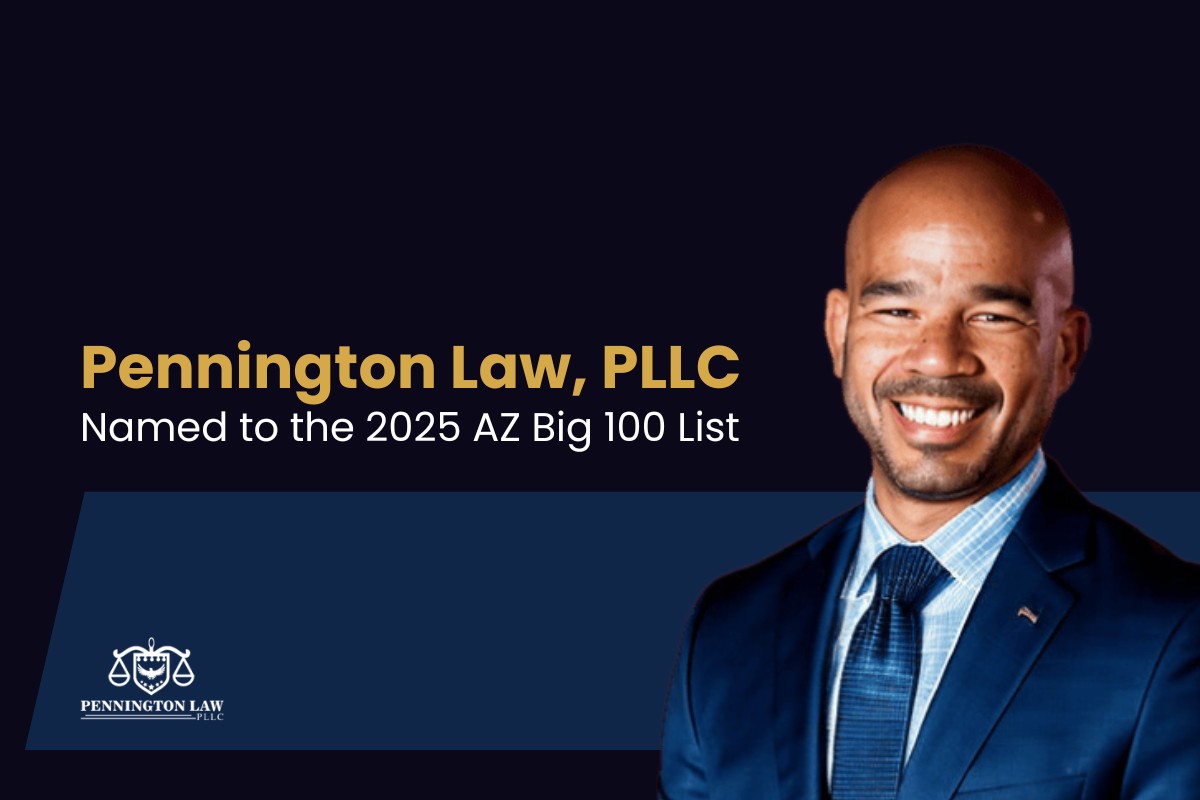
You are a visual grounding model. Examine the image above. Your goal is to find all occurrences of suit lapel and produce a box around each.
[897,461,1091,800]
[775,507,862,800]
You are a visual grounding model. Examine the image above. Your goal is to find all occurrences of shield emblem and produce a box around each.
[133,652,171,695]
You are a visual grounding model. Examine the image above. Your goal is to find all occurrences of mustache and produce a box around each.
[875,377,1001,408]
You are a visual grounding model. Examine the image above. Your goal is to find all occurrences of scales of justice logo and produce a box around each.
[108,636,194,696]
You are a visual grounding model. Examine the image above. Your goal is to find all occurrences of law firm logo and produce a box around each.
[81,635,225,722]
[109,637,194,695]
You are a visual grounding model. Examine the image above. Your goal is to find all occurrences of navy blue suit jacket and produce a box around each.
[659,462,1200,799]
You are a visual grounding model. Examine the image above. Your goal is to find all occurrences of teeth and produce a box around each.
[898,402,977,428]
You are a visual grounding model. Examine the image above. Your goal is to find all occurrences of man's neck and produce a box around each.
[871,483,974,541]
[870,453,1039,541]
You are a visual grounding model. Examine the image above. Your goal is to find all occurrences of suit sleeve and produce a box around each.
[659,595,710,800]
[1122,600,1200,799]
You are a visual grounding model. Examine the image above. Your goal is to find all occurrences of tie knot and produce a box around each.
[872,545,947,608]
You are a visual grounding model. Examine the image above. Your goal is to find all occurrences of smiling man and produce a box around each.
[659,146,1200,800]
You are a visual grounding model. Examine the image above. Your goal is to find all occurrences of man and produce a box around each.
[658,146,1200,799]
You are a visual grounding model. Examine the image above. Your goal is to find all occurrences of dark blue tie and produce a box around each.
[831,545,948,800]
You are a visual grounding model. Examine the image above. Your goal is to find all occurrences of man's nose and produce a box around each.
[899,315,983,377]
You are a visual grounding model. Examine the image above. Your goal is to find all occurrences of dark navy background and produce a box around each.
[15,21,1200,797]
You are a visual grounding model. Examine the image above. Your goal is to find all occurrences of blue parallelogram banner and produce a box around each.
[28,491,1199,749]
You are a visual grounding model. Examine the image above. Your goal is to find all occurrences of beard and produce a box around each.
[842,371,1053,502]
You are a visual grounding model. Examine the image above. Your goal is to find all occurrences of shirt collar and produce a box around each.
[847,448,1047,599]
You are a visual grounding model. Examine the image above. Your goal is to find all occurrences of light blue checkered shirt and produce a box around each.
[826,448,1047,779]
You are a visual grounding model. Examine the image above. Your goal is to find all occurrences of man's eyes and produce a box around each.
[866,308,1030,328]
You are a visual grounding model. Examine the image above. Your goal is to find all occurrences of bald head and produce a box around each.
[846,146,1074,312]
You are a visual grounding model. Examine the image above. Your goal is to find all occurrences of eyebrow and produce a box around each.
[859,279,922,300]
[972,283,1033,310]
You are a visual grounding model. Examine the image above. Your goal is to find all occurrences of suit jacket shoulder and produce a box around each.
[688,504,860,658]
[1084,497,1200,599]
[660,505,861,799]
[1015,460,1200,615]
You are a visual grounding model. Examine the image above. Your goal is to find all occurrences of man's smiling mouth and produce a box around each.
[894,401,981,428]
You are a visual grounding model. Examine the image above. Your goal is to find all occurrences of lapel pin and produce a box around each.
[1017,606,1039,625]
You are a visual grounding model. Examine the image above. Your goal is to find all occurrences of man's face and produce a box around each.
[825,197,1085,502]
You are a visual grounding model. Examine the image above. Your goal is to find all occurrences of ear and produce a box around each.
[1054,305,1089,396]
[825,289,850,379]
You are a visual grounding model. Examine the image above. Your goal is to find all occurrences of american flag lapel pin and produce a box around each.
[1017,606,1039,625]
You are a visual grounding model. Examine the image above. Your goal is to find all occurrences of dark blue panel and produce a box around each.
[27,492,1197,749]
